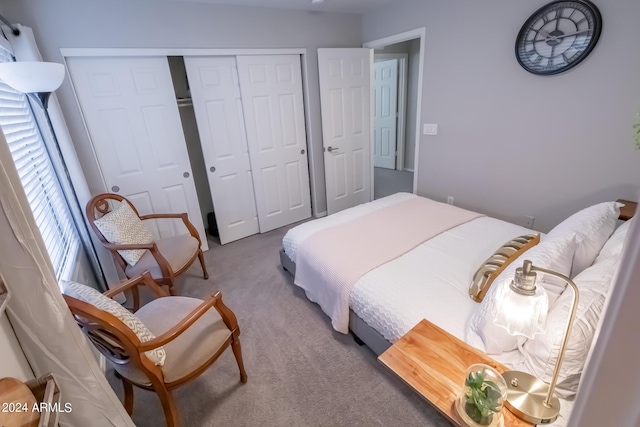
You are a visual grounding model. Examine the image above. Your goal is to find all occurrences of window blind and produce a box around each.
[0,46,80,280]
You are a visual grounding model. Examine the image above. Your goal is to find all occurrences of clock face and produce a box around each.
[516,0,602,75]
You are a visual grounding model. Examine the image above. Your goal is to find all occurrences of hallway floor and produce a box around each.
[374,167,414,199]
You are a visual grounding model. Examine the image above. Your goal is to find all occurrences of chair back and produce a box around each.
[85,193,141,269]
[63,294,140,366]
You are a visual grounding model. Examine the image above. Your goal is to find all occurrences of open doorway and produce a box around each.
[365,29,424,200]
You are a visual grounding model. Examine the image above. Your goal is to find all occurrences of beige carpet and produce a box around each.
[107,223,449,427]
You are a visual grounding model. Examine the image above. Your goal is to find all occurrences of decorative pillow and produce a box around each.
[469,234,540,302]
[594,218,634,263]
[60,280,166,366]
[522,255,620,398]
[93,202,154,266]
[466,233,577,355]
[546,201,621,277]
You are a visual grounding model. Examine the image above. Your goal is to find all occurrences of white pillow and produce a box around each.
[595,218,633,263]
[546,201,621,277]
[61,280,166,366]
[522,256,620,398]
[466,233,577,355]
[93,202,154,266]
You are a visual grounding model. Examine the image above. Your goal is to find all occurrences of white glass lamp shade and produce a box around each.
[0,61,65,93]
[492,277,548,339]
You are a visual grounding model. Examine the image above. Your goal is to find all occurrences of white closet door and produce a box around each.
[236,55,311,233]
[318,48,372,215]
[373,59,398,170]
[66,56,208,250]
[184,56,259,245]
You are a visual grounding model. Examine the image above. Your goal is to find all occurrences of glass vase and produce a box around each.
[455,364,508,427]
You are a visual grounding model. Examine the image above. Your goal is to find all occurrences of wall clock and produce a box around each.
[515,0,602,75]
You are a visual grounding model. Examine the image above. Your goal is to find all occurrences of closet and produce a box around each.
[67,53,311,246]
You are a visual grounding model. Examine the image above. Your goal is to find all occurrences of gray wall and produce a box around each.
[3,0,364,216]
[363,0,640,231]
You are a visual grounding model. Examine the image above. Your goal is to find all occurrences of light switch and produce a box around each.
[423,124,438,135]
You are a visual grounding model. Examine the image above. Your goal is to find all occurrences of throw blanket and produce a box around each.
[294,197,483,333]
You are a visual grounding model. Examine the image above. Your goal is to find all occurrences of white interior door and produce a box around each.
[236,55,311,233]
[318,48,372,215]
[373,59,398,170]
[66,56,208,250]
[184,56,259,245]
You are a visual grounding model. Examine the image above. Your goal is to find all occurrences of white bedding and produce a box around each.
[282,192,416,263]
[350,217,533,343]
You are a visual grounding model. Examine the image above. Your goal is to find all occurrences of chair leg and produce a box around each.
[198,250,209,280]
[121,377,134,415]
[231,335,248,384]
[156,385,181,427]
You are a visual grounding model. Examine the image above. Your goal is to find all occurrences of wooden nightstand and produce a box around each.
[379,319,534,427]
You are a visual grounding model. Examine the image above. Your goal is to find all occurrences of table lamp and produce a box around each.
[492,260,579,424]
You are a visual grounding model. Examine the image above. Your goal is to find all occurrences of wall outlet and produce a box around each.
[524,215,535,229]
[447,196,454,205]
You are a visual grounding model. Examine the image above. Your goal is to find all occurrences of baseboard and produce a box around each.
[404,168,414,172]
[314,211,328,218]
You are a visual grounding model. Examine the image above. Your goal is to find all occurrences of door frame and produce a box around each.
[374,53,408,171]
[60,47,322,217]
[363,27,426,194]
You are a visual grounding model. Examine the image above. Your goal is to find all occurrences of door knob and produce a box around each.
[111,185,120,193]
[210,166,216,173]
[183,172,190,178]
[327,146,339,153]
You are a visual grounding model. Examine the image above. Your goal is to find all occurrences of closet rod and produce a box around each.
[0,14,20,36]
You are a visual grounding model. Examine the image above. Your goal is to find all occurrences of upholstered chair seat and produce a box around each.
[115,296,232,385]
[125,235,200,281]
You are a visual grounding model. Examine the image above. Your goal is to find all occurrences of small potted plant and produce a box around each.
[456,364,507,427]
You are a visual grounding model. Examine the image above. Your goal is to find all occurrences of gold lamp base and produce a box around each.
[502,371,560,425]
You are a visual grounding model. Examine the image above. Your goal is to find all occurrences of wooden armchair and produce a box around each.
[63,272,247,427]
[86,193,208,295]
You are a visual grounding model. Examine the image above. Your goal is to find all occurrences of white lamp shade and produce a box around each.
[492,278,549,339]
[0,61,65,93]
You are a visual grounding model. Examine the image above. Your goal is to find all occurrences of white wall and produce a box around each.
[363,0,640,231]
[3,0,364,217]
[0,313,33,380]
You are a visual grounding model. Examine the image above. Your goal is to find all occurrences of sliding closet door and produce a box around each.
[236,55,311,233]
[184,56,259,245]
[66,56,208,250]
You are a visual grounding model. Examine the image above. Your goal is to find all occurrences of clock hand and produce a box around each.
[540,28,591,41]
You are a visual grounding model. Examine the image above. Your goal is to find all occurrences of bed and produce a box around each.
[279,192,635,426]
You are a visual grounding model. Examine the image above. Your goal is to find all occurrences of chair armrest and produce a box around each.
[212,293,240,336]
[137,294,220,352]
[102,241,155,251]
[103,272,168,300]
[140,213,202,245]
[139,213,183,220]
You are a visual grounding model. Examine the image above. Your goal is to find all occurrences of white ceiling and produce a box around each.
[169,0,398,14]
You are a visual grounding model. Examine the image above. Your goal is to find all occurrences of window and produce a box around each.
[0,46,80,280]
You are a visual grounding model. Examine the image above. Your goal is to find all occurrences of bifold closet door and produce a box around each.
[66,56,208,250]
[183,56,259,245]
[236,55,311,233]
